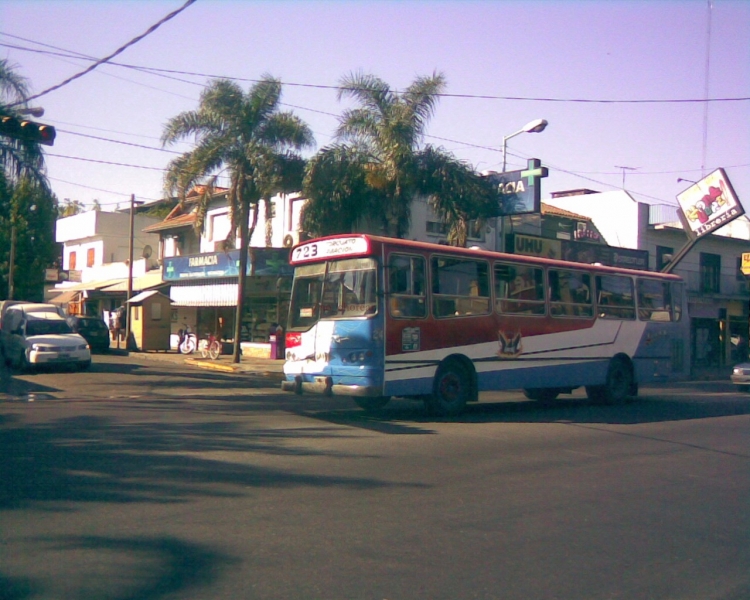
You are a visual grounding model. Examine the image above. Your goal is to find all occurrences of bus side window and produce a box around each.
[549,269,593,317]
[432,256,490,318]
[637,279,671,321]
[495,263,545,315]
[388,254,426,318]
[596,275,635,320]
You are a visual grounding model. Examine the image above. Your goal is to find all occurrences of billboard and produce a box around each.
[676,168,744,238]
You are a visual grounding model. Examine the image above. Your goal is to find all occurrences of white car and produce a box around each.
[1,306,91,371]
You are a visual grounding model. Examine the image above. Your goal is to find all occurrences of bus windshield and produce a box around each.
[288,257,378,330]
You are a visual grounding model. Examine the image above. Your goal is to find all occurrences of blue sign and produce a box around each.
[486,158,548,215]
[164,248,293,281]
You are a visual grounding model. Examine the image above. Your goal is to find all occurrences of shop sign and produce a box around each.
[164,248,292,281]
[511,234,561,260]
[485,158,548,215]
[677,168,744,238]
[741,252,750,276]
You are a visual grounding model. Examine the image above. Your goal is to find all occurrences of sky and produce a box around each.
[1,0,749,215]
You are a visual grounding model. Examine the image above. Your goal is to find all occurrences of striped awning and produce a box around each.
[170,283,237,307]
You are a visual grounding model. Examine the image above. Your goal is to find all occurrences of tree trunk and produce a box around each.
[232,201,250,364]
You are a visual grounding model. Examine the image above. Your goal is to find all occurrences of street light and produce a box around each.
[502,118,548,172]
[18,106,44,118]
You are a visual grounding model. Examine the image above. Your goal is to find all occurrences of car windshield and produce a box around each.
[26,320,73,336]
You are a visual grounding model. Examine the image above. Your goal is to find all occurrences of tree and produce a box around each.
[57,198,86,217]
[0,176,58,300]
[162,76,314,362]
[1,59,57,300]
[302,72,499,243]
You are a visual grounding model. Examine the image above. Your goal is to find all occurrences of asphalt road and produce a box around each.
[1,354,748,600]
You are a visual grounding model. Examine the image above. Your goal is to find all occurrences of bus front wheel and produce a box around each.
[425,361,472,417]
[352,396,391,411]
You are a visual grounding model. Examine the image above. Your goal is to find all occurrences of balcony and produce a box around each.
[684,271,750,298]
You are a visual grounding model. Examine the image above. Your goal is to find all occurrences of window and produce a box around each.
[388,254,427,318]
[700,253,720,293]
[656,246,673,271]
[596,275,635,320]
[431,257,490,318]
[637,279,672,321]
[494,263,545,315]
[86,248,95,268]
[548,269,593,317]
[426,221,448,235]
[69,251,77,270]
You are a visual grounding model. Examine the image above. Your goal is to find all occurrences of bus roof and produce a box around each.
[290,233,682,280]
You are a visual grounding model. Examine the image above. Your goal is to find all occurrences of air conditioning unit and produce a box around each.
[283,232,301,248]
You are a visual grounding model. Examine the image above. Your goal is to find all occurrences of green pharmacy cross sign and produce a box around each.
[486,158,549,215]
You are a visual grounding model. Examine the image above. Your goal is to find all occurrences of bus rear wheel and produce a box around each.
[352,396,391,412]
[586,358,634,404]
[425,361,472,417]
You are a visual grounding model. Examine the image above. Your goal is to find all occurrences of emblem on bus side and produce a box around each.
[497,331,523,358]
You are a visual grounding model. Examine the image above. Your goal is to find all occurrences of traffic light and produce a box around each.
[0,115,56,146]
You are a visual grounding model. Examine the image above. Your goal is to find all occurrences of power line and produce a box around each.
[2,35,748,105]
[46,153,167,171]
[59,129,183,154]
[6,0,198,106]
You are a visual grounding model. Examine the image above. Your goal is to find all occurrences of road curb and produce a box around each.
[184,358,238,373]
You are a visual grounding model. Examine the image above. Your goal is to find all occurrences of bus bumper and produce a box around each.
[281,376,382,397]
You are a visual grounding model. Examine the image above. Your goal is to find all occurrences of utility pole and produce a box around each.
[8,217,16,300]
[125,194,135,350]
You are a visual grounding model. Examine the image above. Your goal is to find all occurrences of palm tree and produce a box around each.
[303,72,499,243]
[162,76,314,363]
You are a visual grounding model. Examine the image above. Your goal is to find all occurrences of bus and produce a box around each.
[281,234,690,416]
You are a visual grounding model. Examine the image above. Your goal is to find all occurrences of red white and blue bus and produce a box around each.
[281,234,690,416]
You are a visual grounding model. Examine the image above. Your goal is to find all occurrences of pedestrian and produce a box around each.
[116,305,127,342]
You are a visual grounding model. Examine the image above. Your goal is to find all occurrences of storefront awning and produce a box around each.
[170,283,238,307]
[99,270,165,293]
[49,289,81,305]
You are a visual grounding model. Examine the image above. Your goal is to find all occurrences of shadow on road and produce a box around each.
[0,411,426,512]
[1,535,236,600]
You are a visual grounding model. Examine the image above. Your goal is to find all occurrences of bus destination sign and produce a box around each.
[291,237,370,264]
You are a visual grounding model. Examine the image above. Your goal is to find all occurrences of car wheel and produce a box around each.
[78,360,92,371]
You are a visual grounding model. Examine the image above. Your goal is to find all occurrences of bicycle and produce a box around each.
[177,324,198,354]
[199,332,221,360]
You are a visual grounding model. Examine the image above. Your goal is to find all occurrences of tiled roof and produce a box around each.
[540,202,592,221]
[142,212,197,233]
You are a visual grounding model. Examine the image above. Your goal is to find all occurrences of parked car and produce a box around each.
[731,363,750,391]
[66,315,111,353]
[1,305,91,371]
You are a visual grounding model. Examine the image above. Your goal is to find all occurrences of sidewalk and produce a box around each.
[108,345,285,381]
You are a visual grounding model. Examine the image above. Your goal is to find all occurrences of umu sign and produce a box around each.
[485,158,548,216]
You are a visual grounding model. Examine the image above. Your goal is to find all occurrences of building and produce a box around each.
[544,189,750,371]
[50,208,163,318]
[142,188,302,353]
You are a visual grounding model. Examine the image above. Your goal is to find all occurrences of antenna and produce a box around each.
[615,165,639,189]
